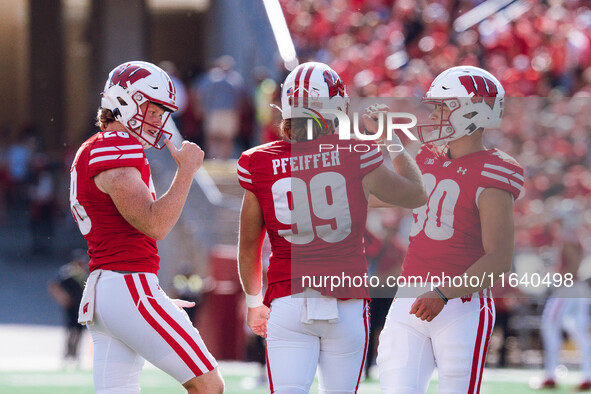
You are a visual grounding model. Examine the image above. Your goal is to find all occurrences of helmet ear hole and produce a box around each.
[117,97,127,106]
[463,111,477,119]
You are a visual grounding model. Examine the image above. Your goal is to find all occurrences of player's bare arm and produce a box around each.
[444,187,515,297]
[238,190,266,295]
[361,106,427,208]
[363,155,427,209]
[410,187,515,321]
[94,139,203,240]
[237,190,270,338]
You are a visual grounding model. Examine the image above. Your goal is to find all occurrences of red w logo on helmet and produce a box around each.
[458,75,498,109]
[110,64,151,89]
[323,69,345,98]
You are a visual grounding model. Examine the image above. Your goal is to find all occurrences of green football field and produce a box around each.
[0,366,579,393]
[0,325,583,394]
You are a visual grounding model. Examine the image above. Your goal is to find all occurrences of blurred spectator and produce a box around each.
[491,285,526,368]
[252,66,281,145]
[47,249,89,368]
[192,55,246,159]
[0,137,8,225]
[535,200,591,390]
[28,152,56,255]
[6,131,36,209]
[159,61,189,131]
[236,84,256,156]
[183,64,206,146]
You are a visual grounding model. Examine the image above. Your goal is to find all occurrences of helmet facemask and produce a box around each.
[416,98,462,145]
[125,94,173,150]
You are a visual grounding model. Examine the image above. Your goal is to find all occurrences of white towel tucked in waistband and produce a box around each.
[77,269,102,326]
[300,289,339,324]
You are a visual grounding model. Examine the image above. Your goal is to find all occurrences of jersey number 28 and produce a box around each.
[70,166,92,235]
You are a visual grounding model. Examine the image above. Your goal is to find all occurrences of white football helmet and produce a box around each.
[279,62,349,123]
[101,61,178,149]
[417,66,504,145]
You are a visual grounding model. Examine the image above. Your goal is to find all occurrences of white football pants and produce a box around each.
[378,290,495,394]
[266,295,369,393]
[88,271,217,393]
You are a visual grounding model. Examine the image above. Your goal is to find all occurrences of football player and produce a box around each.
[536,200,591,390]
[70,61,223,394]
[237,62,427,393]
[377,66,525,393]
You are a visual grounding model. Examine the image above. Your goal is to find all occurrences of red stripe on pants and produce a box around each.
[139,274,214,371]
[475,298,494,392]
[468,296,486,392]
[265,343,274,393]
[355,300,370,393]
[125,274,211,376]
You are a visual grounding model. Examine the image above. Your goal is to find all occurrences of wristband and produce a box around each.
[245,291,264,308]
[433,287,448,304]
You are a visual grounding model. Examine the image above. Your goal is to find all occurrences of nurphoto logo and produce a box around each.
[302,107,418,153]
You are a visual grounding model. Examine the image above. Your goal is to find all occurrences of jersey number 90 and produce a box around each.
[410,174,460,241]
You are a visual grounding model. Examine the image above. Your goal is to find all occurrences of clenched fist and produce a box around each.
[164,139,204,176]
[362,104,391,142]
